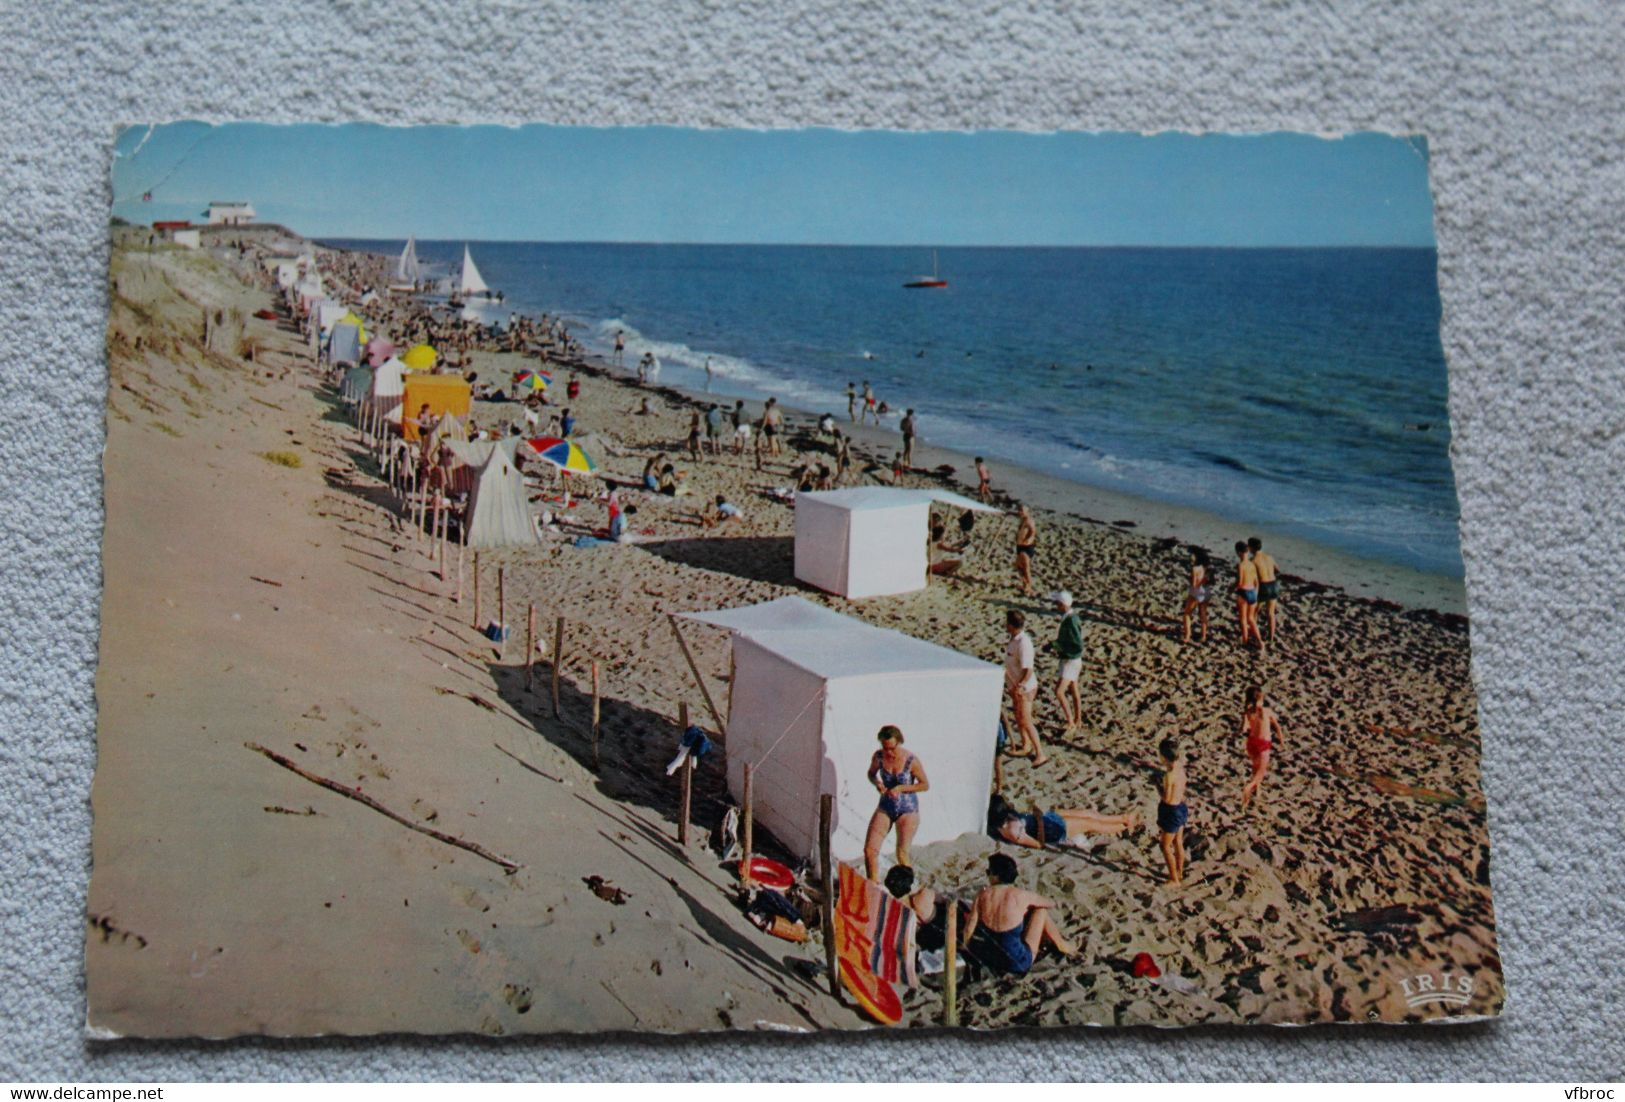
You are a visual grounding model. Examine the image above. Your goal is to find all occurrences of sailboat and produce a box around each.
[388,236,421,293]
[458,244,501,302]
[903,249,948,289]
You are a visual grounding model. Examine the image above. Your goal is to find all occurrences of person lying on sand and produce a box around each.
[699,494,744,528]
[1157,738,1189,886]
[987,794,1137,849]
[961,853,1077,976]
[1239,685,1284,812]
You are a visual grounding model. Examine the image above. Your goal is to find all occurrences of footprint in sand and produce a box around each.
[502,983,533,1014]
[455,928,482,954]
[461,888,490,913]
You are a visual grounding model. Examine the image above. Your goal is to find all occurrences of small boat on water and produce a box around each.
[903,249,948,289]
[388,235,421,293]
[459,244,502,302]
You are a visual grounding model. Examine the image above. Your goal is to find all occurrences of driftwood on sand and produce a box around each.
[245,741,522,873]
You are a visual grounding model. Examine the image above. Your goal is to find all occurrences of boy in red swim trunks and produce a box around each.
[1240,685,1284,811]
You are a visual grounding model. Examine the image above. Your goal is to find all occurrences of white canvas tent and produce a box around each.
[446,439,536,549]
[369,356,407,424]
[315,300,348,334]
[679,596,1002,863]
[793,487,998,599]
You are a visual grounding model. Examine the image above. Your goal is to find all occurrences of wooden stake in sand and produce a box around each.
[741,762,754,886]
[551,616,565,718]
[525,604,537,690]
[472,552,482,630]
[819,793,839,998]
[677,702,692,847]
[666,615,726,735]
[433,495,444,575]
[245,742,520,873]
[497,567,507,660]
[590,659,601,770]
[943,902,959,1026]
[412,466,424,540]
[455,529,464,605]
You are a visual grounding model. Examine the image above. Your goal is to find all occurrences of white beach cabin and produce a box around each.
[680,597,1002,863]
[793,487,998,599]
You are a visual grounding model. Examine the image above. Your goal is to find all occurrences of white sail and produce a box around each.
[395,236,420,283]
[460,245,489,295]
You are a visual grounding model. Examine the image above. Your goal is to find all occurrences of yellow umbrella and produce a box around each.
[401,343,437,371]
[337,311,368,344]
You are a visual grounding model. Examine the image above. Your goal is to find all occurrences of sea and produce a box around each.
[332,241,1464,578]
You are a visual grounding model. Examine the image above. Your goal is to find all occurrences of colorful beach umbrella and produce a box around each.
[514,369,552,391]
[401,343,438,371]
[525,436,597,474]
[364,337,396,367]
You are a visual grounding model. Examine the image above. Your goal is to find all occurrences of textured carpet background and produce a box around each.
[4,0,1621,1081]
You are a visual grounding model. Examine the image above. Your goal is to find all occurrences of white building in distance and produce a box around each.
[204,201,255,225]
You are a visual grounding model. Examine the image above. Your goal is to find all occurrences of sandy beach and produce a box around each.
[86,229,1502,1037]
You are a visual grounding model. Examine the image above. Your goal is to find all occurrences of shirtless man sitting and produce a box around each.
[960,853,1077,976]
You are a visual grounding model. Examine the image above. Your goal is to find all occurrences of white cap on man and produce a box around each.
[1050,590,1073,609]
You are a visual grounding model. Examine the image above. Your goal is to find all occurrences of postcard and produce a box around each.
[89,123,1500,1036]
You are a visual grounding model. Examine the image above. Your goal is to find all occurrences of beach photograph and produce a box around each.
[88,123,1502,1037]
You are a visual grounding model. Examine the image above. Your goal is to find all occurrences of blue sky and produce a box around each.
[111,124,1435,247]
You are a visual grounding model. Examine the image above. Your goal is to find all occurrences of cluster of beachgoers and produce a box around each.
[87,225,1501,1037]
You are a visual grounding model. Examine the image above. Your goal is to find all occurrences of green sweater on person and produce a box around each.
[1055,612,1084,660]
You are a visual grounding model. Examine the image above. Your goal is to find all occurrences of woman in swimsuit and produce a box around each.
[641,453,665,492]
[1180,548,1212,643]
[1239,685,1285,811]
[863,725,930,882]
[1013,505,1037,596]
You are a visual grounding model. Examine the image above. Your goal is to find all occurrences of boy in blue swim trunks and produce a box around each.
[1234,541,1262,647]
[961,853,1076,976]
[1157,737,1189,886]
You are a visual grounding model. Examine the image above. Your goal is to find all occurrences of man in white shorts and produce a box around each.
[1004,609,1046,765]
[1050,590,1085,734]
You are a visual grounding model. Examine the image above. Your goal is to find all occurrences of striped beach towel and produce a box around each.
[835,863,918,990]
